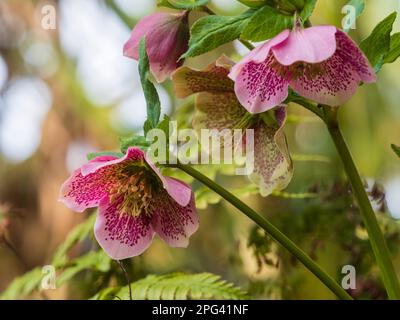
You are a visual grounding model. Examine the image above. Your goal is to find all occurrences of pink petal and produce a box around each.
[272,26,337,65]
[82,147,145,176]
[94,196,155,260]
[151,191,199,248]
[234,55,290,113]
[229,29,290,79]
[59,164,117,213]
[249,106,293,196]
[123,12,189,83]
[289,30,376,106]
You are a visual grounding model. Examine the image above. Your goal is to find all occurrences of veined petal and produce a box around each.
[151,189,198,247]
[249,106,293,196]
[172,55,234,98]
[234,56,290,113]
[272,26,337,65]
[94,196,155,260]
[193,92,246,131]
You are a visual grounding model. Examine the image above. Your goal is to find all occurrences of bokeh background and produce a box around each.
[1,0,400,299]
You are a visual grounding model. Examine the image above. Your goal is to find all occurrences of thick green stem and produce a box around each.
[326,120,400,300]
[175,163,352,300]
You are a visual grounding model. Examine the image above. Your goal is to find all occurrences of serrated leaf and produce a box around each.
[0,268,43,300]
[241,1,316,42]
[241,6,292,42]
[87,151,124,161]
[384,33,400,64]
[343,0,365,32]
[183,10,253,58]
[158,0,208,9]
[91,273,249,300]
[139,38,161,133]
[360,12,397,72]
[392,144,400,158]
[119,135,150,153]
[52,214,96,267]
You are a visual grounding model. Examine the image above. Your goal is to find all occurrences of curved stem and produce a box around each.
[326,121,400,300]
[175,163,352,300]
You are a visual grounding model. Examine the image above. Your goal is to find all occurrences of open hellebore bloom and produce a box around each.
[123,11,190,83]
[229,25,376,113]
[59,147,198,260]
[172,56,293,196]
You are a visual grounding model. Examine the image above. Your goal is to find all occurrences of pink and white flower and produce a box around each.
[123,11,190,83]
[229,25,376,114]
[172,56,293,196]
[59,147,198,260]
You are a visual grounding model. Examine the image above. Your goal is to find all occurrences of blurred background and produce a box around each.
[1,0,400,300]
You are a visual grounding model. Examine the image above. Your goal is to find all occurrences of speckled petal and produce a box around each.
[94,196,155,260]
[249,106,293,196]
[172,55,234,98]
[290,29,376,106]
[59,157,120,212]
[234,54,290,113]
[151,186,198,247]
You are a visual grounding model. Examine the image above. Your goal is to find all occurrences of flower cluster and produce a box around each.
[59,9,376,260]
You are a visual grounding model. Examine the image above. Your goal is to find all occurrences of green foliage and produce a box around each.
[87,151,124,161]
[360,12,397,72]
[52,214,96,266]
[391,144,400,158]
[183,11,254,58]
[119,135,150,153]
[236,0,267,8]
[92,273,249,300]
[384,33,400,64]
[1,215,105,299]
[241,6,292,41]
[241,0,316,41]
[157,0,208,9]
[343,0,365,32]
[138,39,161,134]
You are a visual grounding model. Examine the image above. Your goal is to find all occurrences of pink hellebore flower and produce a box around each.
[59,147,198,260]
[229,25,376,114]
[123,11,190,83]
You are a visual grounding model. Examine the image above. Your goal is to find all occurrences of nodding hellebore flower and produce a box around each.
[123,11,190,83]
[172,56,293,196]
[229,23,376,114]
[59,147,199,260]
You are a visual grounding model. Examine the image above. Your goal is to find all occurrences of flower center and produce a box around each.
[108,163,161,217]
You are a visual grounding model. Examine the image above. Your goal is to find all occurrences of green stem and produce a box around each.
[175,163,352,300]
[325,118,400,300]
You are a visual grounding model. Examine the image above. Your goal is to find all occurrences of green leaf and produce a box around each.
[392,144,400,158]
[119,135,151,153]
[183,10,253,58]
[139,38,161,133]
[0,268,43,300]
[92,273,249,300]
[360,12,397,72]
[242,1,316,42]
[87,151,124,161]
[384,33,400,64]
[157,0,208,9]
[299,0,317,21]
[52,214,96,267]
[343,0,365,32]
[241,5,292,42]
[56,251,111,287]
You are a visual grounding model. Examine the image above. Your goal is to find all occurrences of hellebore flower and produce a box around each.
[59,147,198,260]
[172,56,293,196]
[123,11,190,83]
[229,25,376,113]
